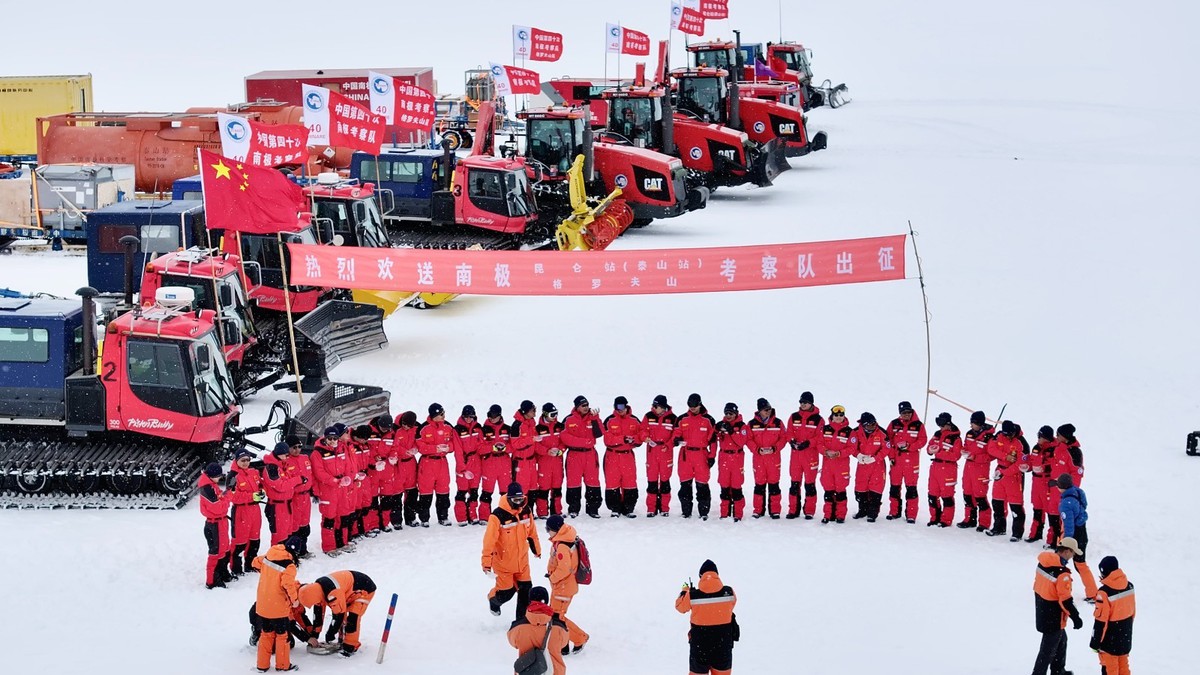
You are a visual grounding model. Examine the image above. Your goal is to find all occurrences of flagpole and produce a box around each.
[276,232,305,407]
[617,23,622,86]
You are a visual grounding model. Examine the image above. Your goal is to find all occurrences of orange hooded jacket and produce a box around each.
[547,523,579,599]
[482,496,541,572]
[252,544,300,619]
[676,569,737,626]
[507,602,567,675]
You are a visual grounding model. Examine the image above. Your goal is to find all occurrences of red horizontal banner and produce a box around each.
[286,235,906,295]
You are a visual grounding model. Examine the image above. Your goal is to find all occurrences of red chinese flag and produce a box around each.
[620,27,651,56]
[678,8,706,36]
[530,27,564,62]
[504,65,542,95]
[198,149,306,235]
[394,83,437,131]
[327,90,386,154]
[699,0,729,20]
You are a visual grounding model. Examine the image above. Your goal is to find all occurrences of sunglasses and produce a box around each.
[831,412,846,417]
[547,411,558,417]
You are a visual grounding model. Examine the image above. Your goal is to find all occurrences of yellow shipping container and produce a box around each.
[0,74,92,156]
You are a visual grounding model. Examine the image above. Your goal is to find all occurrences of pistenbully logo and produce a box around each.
[126,418,175,431]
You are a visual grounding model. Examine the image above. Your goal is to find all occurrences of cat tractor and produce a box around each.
[350,100,635,252]
[689,39,850,111]
[518,104,708,228]
[0,287,390,508]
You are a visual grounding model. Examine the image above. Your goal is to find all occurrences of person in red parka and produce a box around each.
[535,402,565,518]
[367,415,401,532]
[480,404,513,521]
[416,402,459,527]
[1025,425,1057,543]
[959,411,995,531]
[885,401,928,523]
[785,391,823,520]
[560,395,604,518]
[510,400,542,515]
[262,443,300,546]
[1056,424,1085,487]
[281,436,314,556]
[925,412,961,527]
[850,412,890,522]
[819,405,853,523]
[675,393,717,520]
[746,398,788,519]
[348,425,375,539]
[311,425,353,556]
[199,462,232,588]
[228,448,265,575]
[715,402,748,521]
[454,405,485,525]
[602,395,643,517]
[642,394,677,517]
[391,411,421,527]
[987,420,1029,541]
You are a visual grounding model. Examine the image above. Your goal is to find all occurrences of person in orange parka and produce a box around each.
[714,403,748,521]
[199,462,232,589]
[602,396,643,518]
[507,586,568,675]
[262,443,300,546]
[299,570,377,658]
[676,559,738,675]
[545,515,590,654]
[455,405,486,525]
[252,538,302,672]
[745,398,788,519]
[482,482,542,619]
[784,391,823,520]
[228,448,266,575]
[818,405,853,524]
[924,413,961,527]
[885,401,928,523]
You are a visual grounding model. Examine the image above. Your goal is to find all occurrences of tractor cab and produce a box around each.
[350,148,457,222]
[518,108,588,179]
[689,41,739,72]
[766,42,815,82]
[673,68,731,125]
[442,155,537,234]
[220,219,326,314]
[603,90,665,149]
[302,177,391,250]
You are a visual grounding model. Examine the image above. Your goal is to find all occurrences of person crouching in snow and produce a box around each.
[507,586,568,675]
[298,570,377,657]
[676,559,738,675]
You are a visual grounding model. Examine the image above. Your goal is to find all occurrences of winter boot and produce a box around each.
[231,544,246,576]
[678,480,694,518]
[853,491,868,519]
[695,483,712,520]
[887,485,902,519]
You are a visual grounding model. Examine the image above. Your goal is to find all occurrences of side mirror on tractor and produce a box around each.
[195,344,212,373]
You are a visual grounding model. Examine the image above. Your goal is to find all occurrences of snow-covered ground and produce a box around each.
[4,1,1198,672]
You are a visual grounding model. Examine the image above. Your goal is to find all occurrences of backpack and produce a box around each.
[574,537,592,585]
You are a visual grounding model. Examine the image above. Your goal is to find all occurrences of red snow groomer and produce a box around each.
[517,106,708,227]
[688,39,850,111]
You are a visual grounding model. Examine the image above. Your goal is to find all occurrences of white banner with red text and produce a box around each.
[286,235,906,295]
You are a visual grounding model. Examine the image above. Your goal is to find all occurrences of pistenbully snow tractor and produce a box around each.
[0,287,390,509]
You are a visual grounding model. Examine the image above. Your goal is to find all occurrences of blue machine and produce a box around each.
[171,175,203,201]
[86,200,206,294]
[348,149,456,221]
[0,296,84,420]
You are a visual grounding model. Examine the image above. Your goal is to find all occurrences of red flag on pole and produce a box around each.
[393,83,437,132]
[699,0,729,20]
[620,27,651,56]
[327,90,386,154]
[503,64,542,95]
[216,113,309,168]
[513,25,564,62]
[198,149,307,235]
[671,2,706,37]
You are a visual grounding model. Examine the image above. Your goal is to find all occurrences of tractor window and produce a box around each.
[70,326,85,373]
[466,169,509,217]
[140,224,182,254]
[528,119,581,175]
[609,99,656,146]
[238,229,317,289]
[98,225,139,253]
[361,159,425,184]
[0,327,49,363]
[504,170,534,217]
[694,49,733,70]
[126,339,196,416]
[192,332,234,417]
[678,77,725,123]
[313,200,352,241]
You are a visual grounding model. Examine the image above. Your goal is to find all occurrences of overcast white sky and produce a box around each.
[7,0,1194,112]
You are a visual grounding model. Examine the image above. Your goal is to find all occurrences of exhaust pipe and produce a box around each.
[119,235,140,308]
[730,30,743,130]
[76,286,98,376]
[582,126,595,182]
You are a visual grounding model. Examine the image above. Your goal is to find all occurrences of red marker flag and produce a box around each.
[513,24,564,62]
[394,83,437,131]
[621,27,651,56]
[503,64,542,95]
[198,149,306,235]
[699,0,729,20]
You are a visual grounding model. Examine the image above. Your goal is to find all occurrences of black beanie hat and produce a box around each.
[520,400,535,414]
[614,395,629,408]
[1099,556,1118,577]
[1057,423,1076,440]
[799,391,814,405]
[1038,425,1054,441]
[898,400,914,414]
[756,397,770,411]
[858,412,876,425]
[724,402,739,415]
[1001,420,1017,436]
[653,394,669,408]
[935,412,952,427]
[462,404,476,417]
[687,393,702,407]
[204,462,223,478]
[546,514,564,532]
[507,481,524,498]
[542,402,558,414]
[285,434,302,447]
[1056,473,1074,489]
[428,402,444,417]
[699,559,718,575]
[487,404,503,418]
[272,442,290,456]
[574,395,589,408]
[399,411,418,427]
[970,411,986,426]
[529,586,549,604]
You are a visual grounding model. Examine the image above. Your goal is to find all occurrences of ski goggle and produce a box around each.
[831,406,846,416]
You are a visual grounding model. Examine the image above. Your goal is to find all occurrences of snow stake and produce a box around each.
[376,592,398,664]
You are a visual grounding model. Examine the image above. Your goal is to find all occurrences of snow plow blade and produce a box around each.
[813,81,851,109]
[351,289,412,317]
[555,155,635,251]
[747,138,787,187]
[286,382,392,441]
[293,300,388,372]
[762,137,793,176]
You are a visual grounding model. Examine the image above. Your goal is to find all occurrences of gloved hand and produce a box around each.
[375,460,386,471]
[493,443,507,453]
[437,443,450,453]
[706,457,715,468]
[463,471,475,480]
[355,472,367,481]
[388,457,399,465]
[1071,614,1083,630]
[897,442,908,450]
[339,475,353,487]
[797,440,810,451]
[252,490,267,504]
[992,469,1003,481]
[482,566,493,576]
[624,436,635,444]
[550,449,561,457]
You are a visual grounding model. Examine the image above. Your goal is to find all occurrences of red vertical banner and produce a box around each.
[327,90,386,154]
[286,235,908,296]
[621,27,651,56]
[393,83,437,131]
[699,0,729,20]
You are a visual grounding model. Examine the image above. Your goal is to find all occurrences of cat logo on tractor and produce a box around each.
[777,123,798,136]
[717,148,737,162]
[643,177,665,192]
